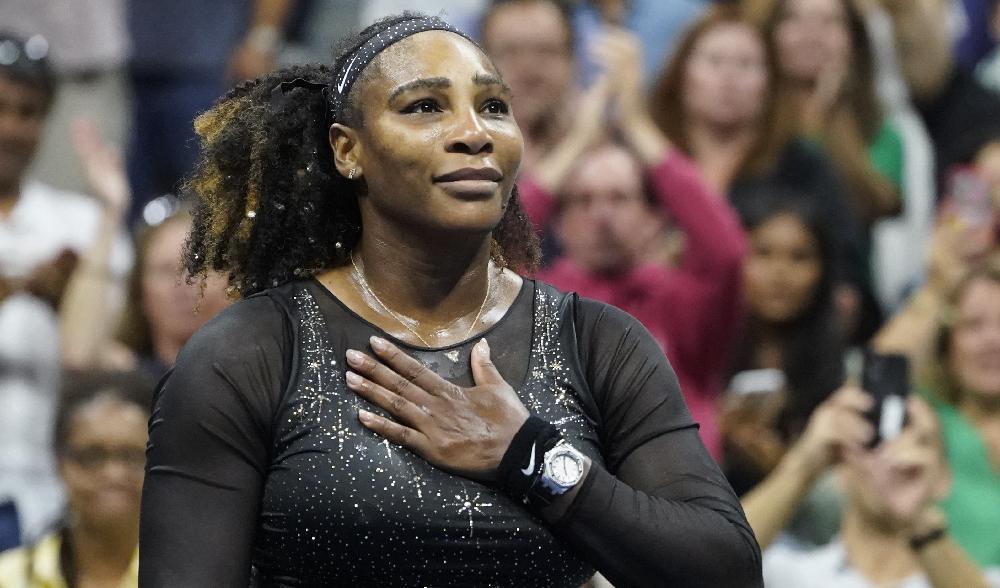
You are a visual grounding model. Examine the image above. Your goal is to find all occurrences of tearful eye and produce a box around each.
[482,99,509,115]
[403,99,442,114]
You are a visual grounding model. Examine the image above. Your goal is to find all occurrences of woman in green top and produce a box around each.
[922,258,1000,567]
[761,0,904,227]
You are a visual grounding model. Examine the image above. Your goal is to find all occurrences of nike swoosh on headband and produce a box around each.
[338,54,360,93]
[520,442,537,476]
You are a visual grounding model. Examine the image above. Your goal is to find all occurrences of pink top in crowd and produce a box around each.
[519,151,748,457]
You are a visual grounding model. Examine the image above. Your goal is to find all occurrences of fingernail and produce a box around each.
[346,349,364,365]
[345,371,362,386]
[478,338,490,357]
[358,409,373,423]
[370,336,389,352]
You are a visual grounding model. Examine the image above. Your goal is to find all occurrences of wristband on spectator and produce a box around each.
[497,416,561,503]
[909,526,948,551]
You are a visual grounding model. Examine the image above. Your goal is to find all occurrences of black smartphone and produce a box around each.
[861,350,911,447]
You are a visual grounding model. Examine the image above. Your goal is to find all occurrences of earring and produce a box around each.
[348,168,356,180]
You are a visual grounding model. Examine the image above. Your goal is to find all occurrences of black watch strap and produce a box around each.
[909,526,948,551]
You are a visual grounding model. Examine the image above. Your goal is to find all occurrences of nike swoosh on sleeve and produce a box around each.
[520,443,537,476]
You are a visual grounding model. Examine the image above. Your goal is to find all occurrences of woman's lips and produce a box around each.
[433,167,503,198]
[433,167,503,182]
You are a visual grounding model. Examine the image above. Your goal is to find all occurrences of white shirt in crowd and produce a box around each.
[0,294,63,542]
[0,179,132,542]
[764,540,1000,588]
[0,179,131,280]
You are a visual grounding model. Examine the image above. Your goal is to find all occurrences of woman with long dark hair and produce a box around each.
[138,12,761,587]
[761,0,904,225]
[722,192,846,499]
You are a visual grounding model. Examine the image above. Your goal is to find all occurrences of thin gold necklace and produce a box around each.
[350,251,492,347]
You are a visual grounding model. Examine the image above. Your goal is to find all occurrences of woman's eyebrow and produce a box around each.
[388,77,451,103]
[388,73,512,104]
[474,72,511,93]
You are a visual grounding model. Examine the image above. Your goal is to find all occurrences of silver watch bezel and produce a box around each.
[542,440,586,488]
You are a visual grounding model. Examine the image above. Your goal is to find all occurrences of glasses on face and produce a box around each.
[0,35,50,66]
[62,446,147,472]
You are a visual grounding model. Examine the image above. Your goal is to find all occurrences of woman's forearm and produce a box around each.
[741,447,822,550]
[919,534,991,588]
[59,207,124,369]
[550,464,762,587]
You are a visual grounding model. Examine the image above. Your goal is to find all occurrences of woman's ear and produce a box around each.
[330,123,364,180]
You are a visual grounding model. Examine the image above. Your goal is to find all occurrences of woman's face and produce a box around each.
[949,278,1000,401]
[344,31,523,237]
[774,0,851,83]
[682,22,769,130]
[744,213,823,323]
[481,1,574,130]
[141,218,229,351]
[59,396,147,531]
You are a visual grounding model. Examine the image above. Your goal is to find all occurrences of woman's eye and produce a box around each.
[483,99,509,115]
[404,99,441,114]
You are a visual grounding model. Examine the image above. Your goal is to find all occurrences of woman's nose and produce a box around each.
[446,107,493,155]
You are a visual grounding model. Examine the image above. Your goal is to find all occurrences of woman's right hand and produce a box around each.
[786,385,875,476]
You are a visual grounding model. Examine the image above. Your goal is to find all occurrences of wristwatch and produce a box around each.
[527,440,587,507]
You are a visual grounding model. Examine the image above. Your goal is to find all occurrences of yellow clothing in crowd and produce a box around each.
[0,532,138,588]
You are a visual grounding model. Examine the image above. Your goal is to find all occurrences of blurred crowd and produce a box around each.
[1,0,999,586]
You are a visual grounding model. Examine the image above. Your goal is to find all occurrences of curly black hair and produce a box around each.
[182,12,540,298]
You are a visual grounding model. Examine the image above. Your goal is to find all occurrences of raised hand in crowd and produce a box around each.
[590,27,669,165]
[876,0,955,100]
[59,118,132,369]
[838,398,992,588]
[740,385,874,549]
[875,146,999,366]
[797,38,849,138]
[719,384,790,478]
[845,398,946,534]
[74,119,130,219]
[750,390,996,588]
[530,76,613,195]
[532,27,670,195]
[226,0,295,82]
[23,250,79,310]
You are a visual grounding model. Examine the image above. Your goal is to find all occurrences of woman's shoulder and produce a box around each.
[531,279,656,351]
[160,286,300,429]
[531,279,643,328]
[175,285,296,369]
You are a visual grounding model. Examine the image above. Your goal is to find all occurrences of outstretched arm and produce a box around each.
[59,119,131,370]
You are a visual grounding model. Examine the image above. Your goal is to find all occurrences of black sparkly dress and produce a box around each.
[140,279,762,587]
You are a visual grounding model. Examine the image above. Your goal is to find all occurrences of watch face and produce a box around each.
[549,451,583,485]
